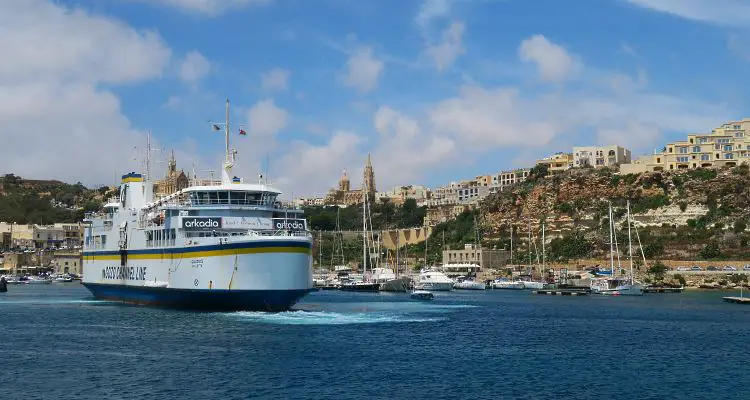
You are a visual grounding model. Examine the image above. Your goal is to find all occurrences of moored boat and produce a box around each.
[414,268,454,291]
[491,279,525,290]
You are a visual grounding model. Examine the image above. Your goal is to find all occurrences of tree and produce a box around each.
[673,273,686,286]
[549,232,592,261]
[642,242,665,259]
[699,241,721,259]
[647,261,668,281]
[734,220,747,234]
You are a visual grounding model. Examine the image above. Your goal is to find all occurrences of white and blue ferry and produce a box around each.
[81,100,313,311]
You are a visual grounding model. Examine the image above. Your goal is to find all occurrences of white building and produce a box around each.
[573,145,631,168]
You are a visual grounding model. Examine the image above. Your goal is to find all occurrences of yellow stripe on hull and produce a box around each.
[84,246,311,261]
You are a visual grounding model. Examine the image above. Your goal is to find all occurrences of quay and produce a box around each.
[533,290,589,296]
[643,286,684,293]
[722,296,750,304]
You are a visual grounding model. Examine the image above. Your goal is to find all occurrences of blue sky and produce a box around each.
[2,0,749,196]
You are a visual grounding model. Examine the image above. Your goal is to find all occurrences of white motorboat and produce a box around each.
[26,276,52,284]
[491,279,525,290]
[410,290,434,300]
[615,283,643,296]
[518,280,544,290]
[414,268,454,291]
[454,277,486,290]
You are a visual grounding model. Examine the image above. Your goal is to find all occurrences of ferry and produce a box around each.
[81,100,313,311]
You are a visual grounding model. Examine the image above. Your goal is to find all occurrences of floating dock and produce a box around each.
[643,286,684,293]
[722,296,750,304]
[533,290,589,296]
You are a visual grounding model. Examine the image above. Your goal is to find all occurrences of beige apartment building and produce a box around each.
[621,119,750,174]
[489,168,530,193]
[573,145,632,168]
[537,152,574,173]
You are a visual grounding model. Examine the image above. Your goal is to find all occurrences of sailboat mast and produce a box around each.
[362,185,368,277]
[510,223,513,268]
[396,232,400,278]
[527,219,532,271]
[608,202,614,273]
[224,98,230,162]
[627,200,634,285]
[542,220,545,278]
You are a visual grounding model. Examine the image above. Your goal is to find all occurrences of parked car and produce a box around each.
[691,266,703,271]
[724,266,737,271]
[707,266,719,271]
[744,265,750,271]
[676,266,689,271]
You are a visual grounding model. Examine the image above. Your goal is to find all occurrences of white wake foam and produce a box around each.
[229,310,445,325]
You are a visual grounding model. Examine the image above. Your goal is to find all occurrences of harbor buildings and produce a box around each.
[0,222,84,250]
[573,145,632,168]
[442,244,510,276]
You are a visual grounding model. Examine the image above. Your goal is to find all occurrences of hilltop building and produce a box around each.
[153,150,189,198]
[324,154,376,206]
[622,119,750,174]
[573,145,631,168]
[537,152,574,173]
[375,185,430,205]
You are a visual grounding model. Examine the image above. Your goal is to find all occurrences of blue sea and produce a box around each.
[1,284,748,400]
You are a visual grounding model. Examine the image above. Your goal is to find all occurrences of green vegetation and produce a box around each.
[0,174,105,223]
[548,232,592,262]
[647,260,668,281]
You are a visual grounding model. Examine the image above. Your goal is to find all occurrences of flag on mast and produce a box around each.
[239,128,247,135]
[212,123,221,131]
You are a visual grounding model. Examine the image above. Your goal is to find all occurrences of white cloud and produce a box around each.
[341,46,384,93]
[626,0,750,26]
[415,0,452,29]
[143,0,272,16]
[247,99,289,137]
[261,68,291,91]
[425,21,465,71]
[179,50,211,83]
[429,85,559,147]
[0,0,172,184]
[519,34,577,83]
[272,132,365,197]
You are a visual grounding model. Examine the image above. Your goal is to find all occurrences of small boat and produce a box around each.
[410,290,434,300]
[615,283,643,296]
[54,275,73,283]
[491,279,525,290]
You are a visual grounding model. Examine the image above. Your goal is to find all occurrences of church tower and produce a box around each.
[168,149,177,176]
[338,169,350,192]
[363,153,376,195]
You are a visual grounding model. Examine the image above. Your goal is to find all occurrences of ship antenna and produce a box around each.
[145,131,151,181]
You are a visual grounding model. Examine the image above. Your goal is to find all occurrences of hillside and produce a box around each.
[480,164,750,262]
[0,174,110,224]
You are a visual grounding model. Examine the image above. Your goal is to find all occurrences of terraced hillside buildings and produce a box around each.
[622,119,750,174]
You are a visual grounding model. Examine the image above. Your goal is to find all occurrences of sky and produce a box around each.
[2,0,749,197]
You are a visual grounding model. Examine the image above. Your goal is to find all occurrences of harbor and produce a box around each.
[1,283,748,400]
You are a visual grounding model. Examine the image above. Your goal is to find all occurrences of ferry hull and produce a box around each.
[83,283,311,311]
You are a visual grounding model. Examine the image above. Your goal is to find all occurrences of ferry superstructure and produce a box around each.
[81,100,313,311]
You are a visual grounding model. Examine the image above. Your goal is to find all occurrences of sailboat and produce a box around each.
[339,174,380,292]
[615,200,644,296]
[375,234,410,292]
[455,214,485,290]
[520,219,545,290]
[591,202,622,295]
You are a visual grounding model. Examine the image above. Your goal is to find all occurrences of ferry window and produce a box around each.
[218,191,229,204]
[248,192,261,204]
[231,191,245,205]
[209,191,219,204]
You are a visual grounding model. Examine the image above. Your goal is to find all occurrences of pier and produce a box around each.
[643,286,684,293]
[533,290,589,296]
[722,296,750,304]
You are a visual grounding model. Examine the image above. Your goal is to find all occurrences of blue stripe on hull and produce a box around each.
[83,283,311,312]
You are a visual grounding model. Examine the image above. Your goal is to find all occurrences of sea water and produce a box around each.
[0,284,747,399]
